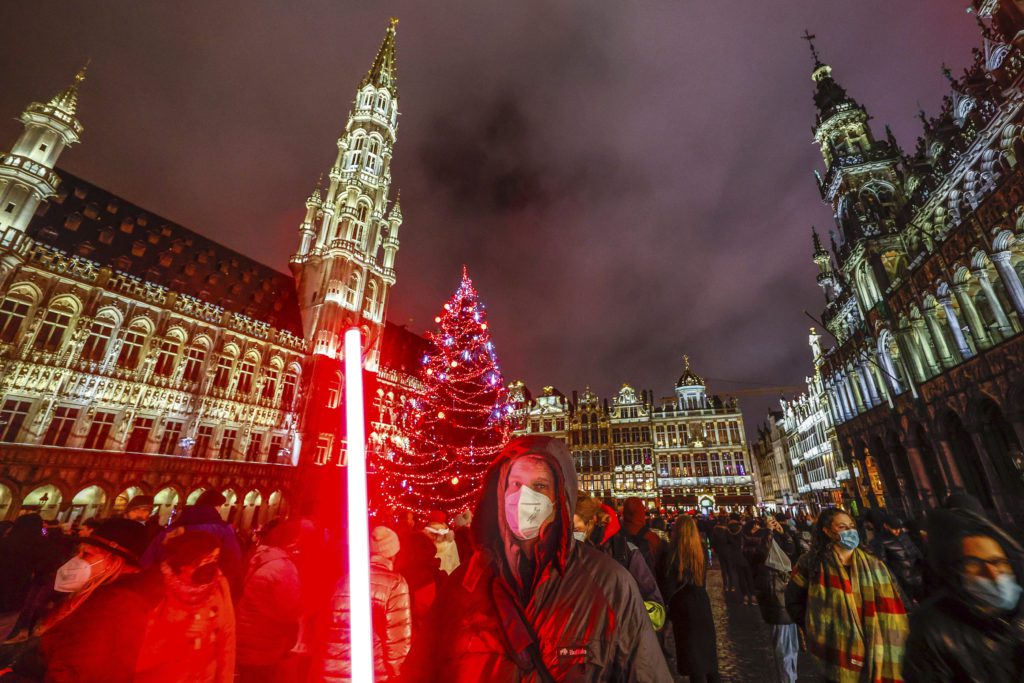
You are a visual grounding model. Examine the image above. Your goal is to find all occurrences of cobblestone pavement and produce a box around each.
[668,566,822,682]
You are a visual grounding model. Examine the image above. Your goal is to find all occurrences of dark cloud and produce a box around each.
[0,2,980,437]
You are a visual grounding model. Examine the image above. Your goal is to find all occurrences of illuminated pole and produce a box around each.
[344,327,374,682]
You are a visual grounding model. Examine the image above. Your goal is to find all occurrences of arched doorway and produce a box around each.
[68,486,107,524]
[0,484,12,520]
[975,398,1024,504]
[113,486,144,516]
[914,423,948,501]
[221,489,239,523]
[22,485,62,521]
[264,490,286,523]
[186,488,206,505]
[239,490,262,533]
[943,411,996,510]
[886,433,920,514]
[154,487,180,525]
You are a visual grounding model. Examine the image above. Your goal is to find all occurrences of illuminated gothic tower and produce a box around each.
[0,65,86,243]
[290,19,403,466]
[290,19,402,373]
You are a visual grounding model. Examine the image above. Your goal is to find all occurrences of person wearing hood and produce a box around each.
[235,518,303,682]
[903,508,1024,683]
[620,497,662,573]
[413,435,672,682]
[140,490,244,595]
[424,510,461,575]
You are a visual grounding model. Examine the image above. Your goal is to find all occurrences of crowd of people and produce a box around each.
[0,435,1021,682]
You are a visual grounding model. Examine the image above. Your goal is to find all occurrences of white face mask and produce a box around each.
[505,485,554,541]
[54,556,101,593]
[572,531,587,543]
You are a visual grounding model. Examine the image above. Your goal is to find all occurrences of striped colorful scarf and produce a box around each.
[791,547,908,683]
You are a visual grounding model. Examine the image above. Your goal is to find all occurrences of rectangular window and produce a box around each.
[0,298,30,344]
[246,432,264,462]
[34,309,72,352]
[281,372,297,407]
[270,435,286,463]
[153,339,179,377]
[236,359,256,394]
[0,400,32,442]
[83,411,117,449]
[117,329,146,369]
[219,428,237,460]
[261,366,279,400]
[213,357,234,390]
[43,406,80,446]
[315,434,333,465]
[194,424,214,458]
[182,346,206,382]
[81,318,115,362]
[125,418,154,453]
[159,420,184,455]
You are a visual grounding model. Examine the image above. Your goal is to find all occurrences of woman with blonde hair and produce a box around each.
[658,514,720,683]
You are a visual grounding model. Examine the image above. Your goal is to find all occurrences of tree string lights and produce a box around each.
[371,266,512,518]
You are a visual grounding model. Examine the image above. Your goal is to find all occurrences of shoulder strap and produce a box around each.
[489,575,557,683]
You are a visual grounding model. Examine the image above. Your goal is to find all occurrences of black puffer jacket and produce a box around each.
[411,436,672,682]
[752,528,796,625]
[875,530,924,604]
[903,509,1024,683]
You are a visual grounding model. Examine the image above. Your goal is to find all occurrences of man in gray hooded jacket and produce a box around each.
[412,435,672,682]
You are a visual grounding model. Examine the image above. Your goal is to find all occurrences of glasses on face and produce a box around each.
[960,555,1013,577]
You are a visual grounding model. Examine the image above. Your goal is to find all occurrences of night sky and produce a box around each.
[2,3,978,435]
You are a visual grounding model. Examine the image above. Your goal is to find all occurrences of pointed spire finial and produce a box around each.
[803,29,822,67]
[941,62,955,84]
[812,226,826,256]
[49,59,90,115]
[361,18,399,95]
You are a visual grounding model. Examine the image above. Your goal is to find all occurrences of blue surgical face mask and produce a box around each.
[964,573,1022,612]
[837,529,860,550]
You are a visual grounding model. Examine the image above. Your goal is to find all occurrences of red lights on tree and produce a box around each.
[373,266,512,517]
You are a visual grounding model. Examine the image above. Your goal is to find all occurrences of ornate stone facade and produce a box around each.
[803,7,1024,527]
[0,21,422,528]
[511,357,754,512]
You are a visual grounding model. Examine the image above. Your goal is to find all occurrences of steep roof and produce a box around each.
[27,168,304,336]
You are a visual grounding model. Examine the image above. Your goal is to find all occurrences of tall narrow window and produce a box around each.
[83,411,117,449]
[345,272,360,308]
[0,298,30,343]
[126,418,154,452]
[269,435,286,463]
[182,345,207,382]
[213,355,234,389]
[43,406,80,446]
[281,370,298,407]
[117,327,147,369]
[0,400,32,442]
[194,425,214,458]
[159,420,184,454]
[153,338,180,377]
[262,366,279,401]
[81,318,115,362]
[34,308,73,352]
[236,358,256,394]
[219,429,238,460]
[246,432,265,462]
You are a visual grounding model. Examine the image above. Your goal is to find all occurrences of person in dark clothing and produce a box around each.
[710,519,733,592]
[903,508,1024,683]
[410,435,672,682]
[620,497,662,574]
[752,515,799,683]
[660,515,719,683]
[0,515,53,615]
[874,515,925,609]
[725,514,755,604]
[140,491,244,594]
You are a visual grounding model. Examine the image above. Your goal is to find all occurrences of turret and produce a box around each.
[813,226,840,302]
[0,63,87,239]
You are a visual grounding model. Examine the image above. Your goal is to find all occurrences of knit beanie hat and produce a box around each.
[370,526,401,558]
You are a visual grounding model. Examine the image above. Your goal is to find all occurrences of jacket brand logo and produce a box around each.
[558,646,587,659]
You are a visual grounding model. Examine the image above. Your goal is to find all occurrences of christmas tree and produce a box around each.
[373,267,512,518]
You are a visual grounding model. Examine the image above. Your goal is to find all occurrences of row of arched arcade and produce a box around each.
[0,480,288,533]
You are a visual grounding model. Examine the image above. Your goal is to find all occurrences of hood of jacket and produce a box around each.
[927,507,1024,615]
[471,435,577,589]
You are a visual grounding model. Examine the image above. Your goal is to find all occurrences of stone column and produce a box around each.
[859,360,881,407]
[939,294,974,359]
[952,283,992,351]
[974,268,1014,338]
[897,328,927,383]
[924,304,955,368]
[847,370,867,413]
[902,435,939,512]
[912,318,940,376]
[990,250,1024,320]
[833,380,852,421]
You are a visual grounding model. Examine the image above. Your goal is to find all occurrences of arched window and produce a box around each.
[182,342,208,382]
[236,353,259,394]
[281,366,300,407]
[351,204,370,244]
[262,359,282,401]
[363,280,379,320]
[0,295,32,344]
[213,346,237,389]
[81,314,117,362]
[345,272,361,308]
[117,321,151,369]
[34,298,78,352]
[153,331,184,377]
